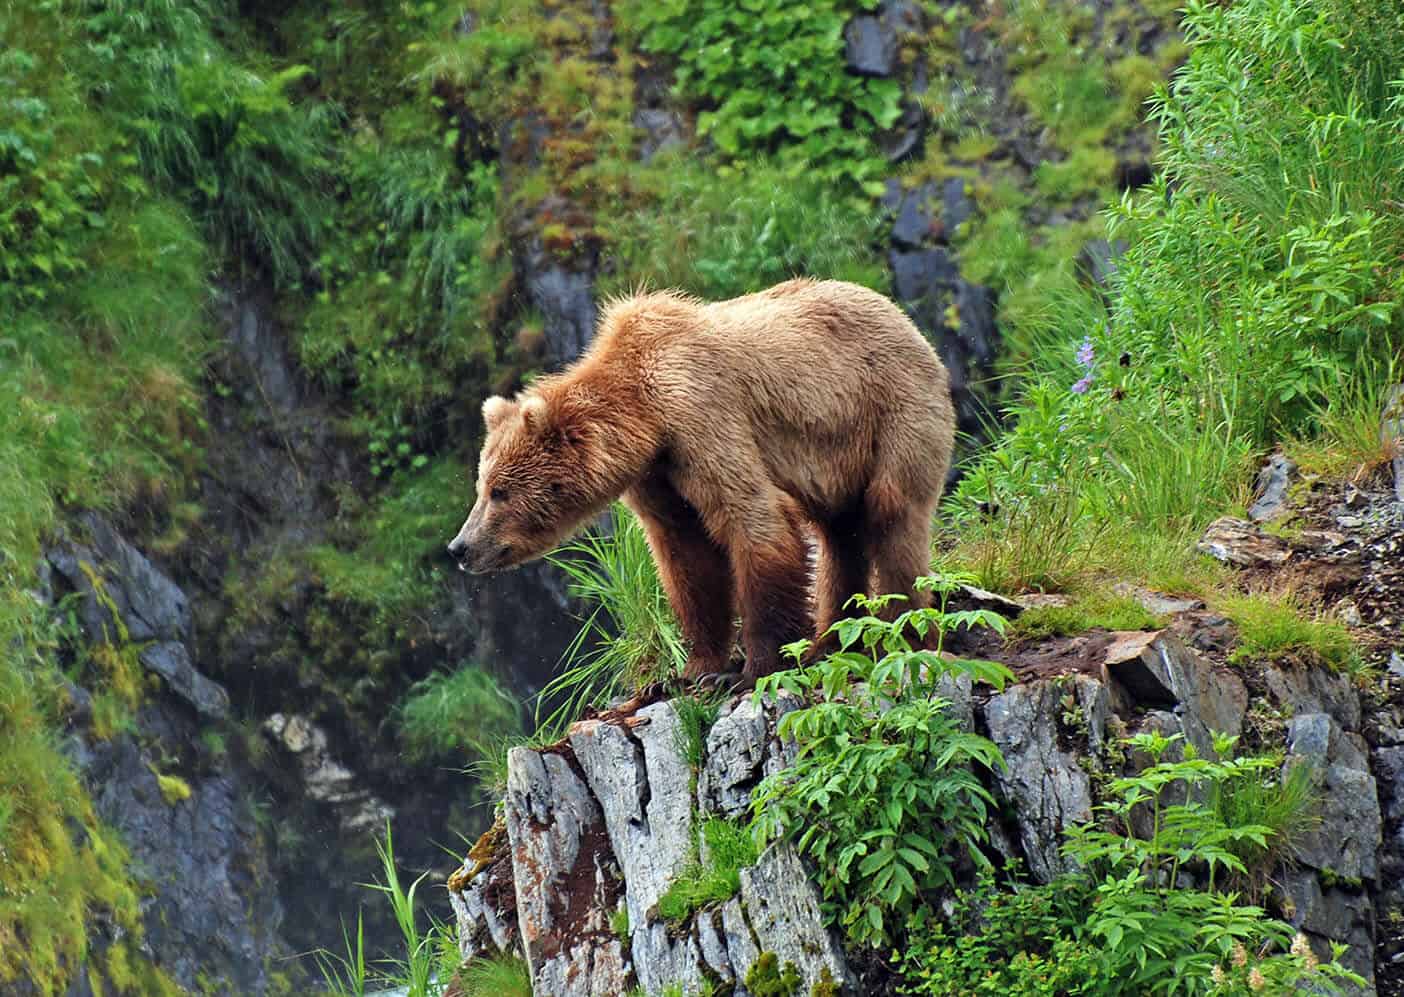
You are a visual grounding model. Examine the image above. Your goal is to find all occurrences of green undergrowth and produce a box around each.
[623,0,902,190]
[656,819,758,926]
[540,505,688,735]
[899,732,1353,995]
[911,0,1187,365]
[944,0,1403,668]
[1011,591,1164,640]
[1217,592,1362,674]
[394,664,522,764]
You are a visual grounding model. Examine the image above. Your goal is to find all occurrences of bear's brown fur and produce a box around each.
[448,278,955,680]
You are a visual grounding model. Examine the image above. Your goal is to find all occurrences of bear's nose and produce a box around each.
[446,537,469,561]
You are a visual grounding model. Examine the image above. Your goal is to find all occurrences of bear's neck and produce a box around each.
[549,367,664,498]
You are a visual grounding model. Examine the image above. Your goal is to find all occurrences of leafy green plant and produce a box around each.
[900,732,1358,995]
[751,573,1012,947]
[625,0,902,189]
[395,664,522,763]
[540,505,687,734]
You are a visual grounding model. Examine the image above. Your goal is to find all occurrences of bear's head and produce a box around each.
[447,392,601,574]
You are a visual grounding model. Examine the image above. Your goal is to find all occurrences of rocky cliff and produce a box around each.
[449,459,1404,995]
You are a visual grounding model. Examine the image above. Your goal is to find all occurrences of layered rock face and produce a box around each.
[450,464,1404,995]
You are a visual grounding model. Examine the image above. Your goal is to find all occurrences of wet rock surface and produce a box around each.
[42,514,288,993]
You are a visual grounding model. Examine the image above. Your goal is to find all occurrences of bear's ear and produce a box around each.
[482,396,517,431]
[519,395,548,432]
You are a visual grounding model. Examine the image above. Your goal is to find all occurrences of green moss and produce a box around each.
[152,770,193,807]
[744,952,802,997]
[611,903,630,941]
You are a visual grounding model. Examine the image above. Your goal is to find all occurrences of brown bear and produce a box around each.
[447,278,955,681]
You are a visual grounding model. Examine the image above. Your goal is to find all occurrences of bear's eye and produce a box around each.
[490,487,508,502]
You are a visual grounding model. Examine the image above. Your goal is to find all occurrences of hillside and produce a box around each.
[0,0,1401,994]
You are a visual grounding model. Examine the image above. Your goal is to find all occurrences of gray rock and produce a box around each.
[138,641,229,719]
[942,177,974,234]
[1284,713,1380,883]
[698,697,770,819]
[1282,871,1376,993]
[48,512,190,645]
[891,181,939,248]
[262,713,394,832]
[83,734,283,994]
[721,897,761,994]
[1248,453,1297,523]
[519,237,597,367]
[1101,631,1246,755]
[844,15,898,77]
[570,704,701,993]
[1390,650,1404,681]
[1196,517,1292,567]
[739,844,853,992]
[1384,384,1404,503]
[634,108,685,162]
[984,680,1095,882]
[1262,664,1362,731]
[503,747,634,996]
[695,908,735,986]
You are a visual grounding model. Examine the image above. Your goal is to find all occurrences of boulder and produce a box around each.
[504,747,633,996]
[844,15,898,77]
[1196,517,1292,567]
[1284,712,1380,883]
[1101,630,1246,755]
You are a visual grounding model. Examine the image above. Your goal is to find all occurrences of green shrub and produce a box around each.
[955,0,1404,552]
[751,574,1012,948]
[395,665,522,763]
[624,0,902,189]
[899,732,1360,995]
[600,159,886,300]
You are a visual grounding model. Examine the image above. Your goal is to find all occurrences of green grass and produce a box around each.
[673,695,724,772]
[460,955,533,997]
[1012,592,1165,640]
[598,157,887,301]
[540,505,687,734]
[1217,593,1362,673]
[656,820,759,926]
[395,665,522,763]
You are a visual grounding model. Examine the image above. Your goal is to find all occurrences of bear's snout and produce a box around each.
[446,532,509,574]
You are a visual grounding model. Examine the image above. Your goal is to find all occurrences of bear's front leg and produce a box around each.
[622,473,736,681]
[728,503,814,680]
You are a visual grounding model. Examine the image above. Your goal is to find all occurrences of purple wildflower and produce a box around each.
[1076,336,1095,369]
[1071,375,1093,395]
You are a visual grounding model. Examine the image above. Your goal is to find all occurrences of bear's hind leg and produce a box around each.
[810,504,870,661]
[864,480,936,617]
[623,473,735,680]
[724,494,814,681]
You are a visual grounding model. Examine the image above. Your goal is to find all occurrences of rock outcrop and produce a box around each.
[450,458,1404,995]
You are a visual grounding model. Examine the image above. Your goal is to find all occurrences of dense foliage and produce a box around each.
[751,577,1012,948]
[899,733,1360,995]
[953,0,1404,543]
